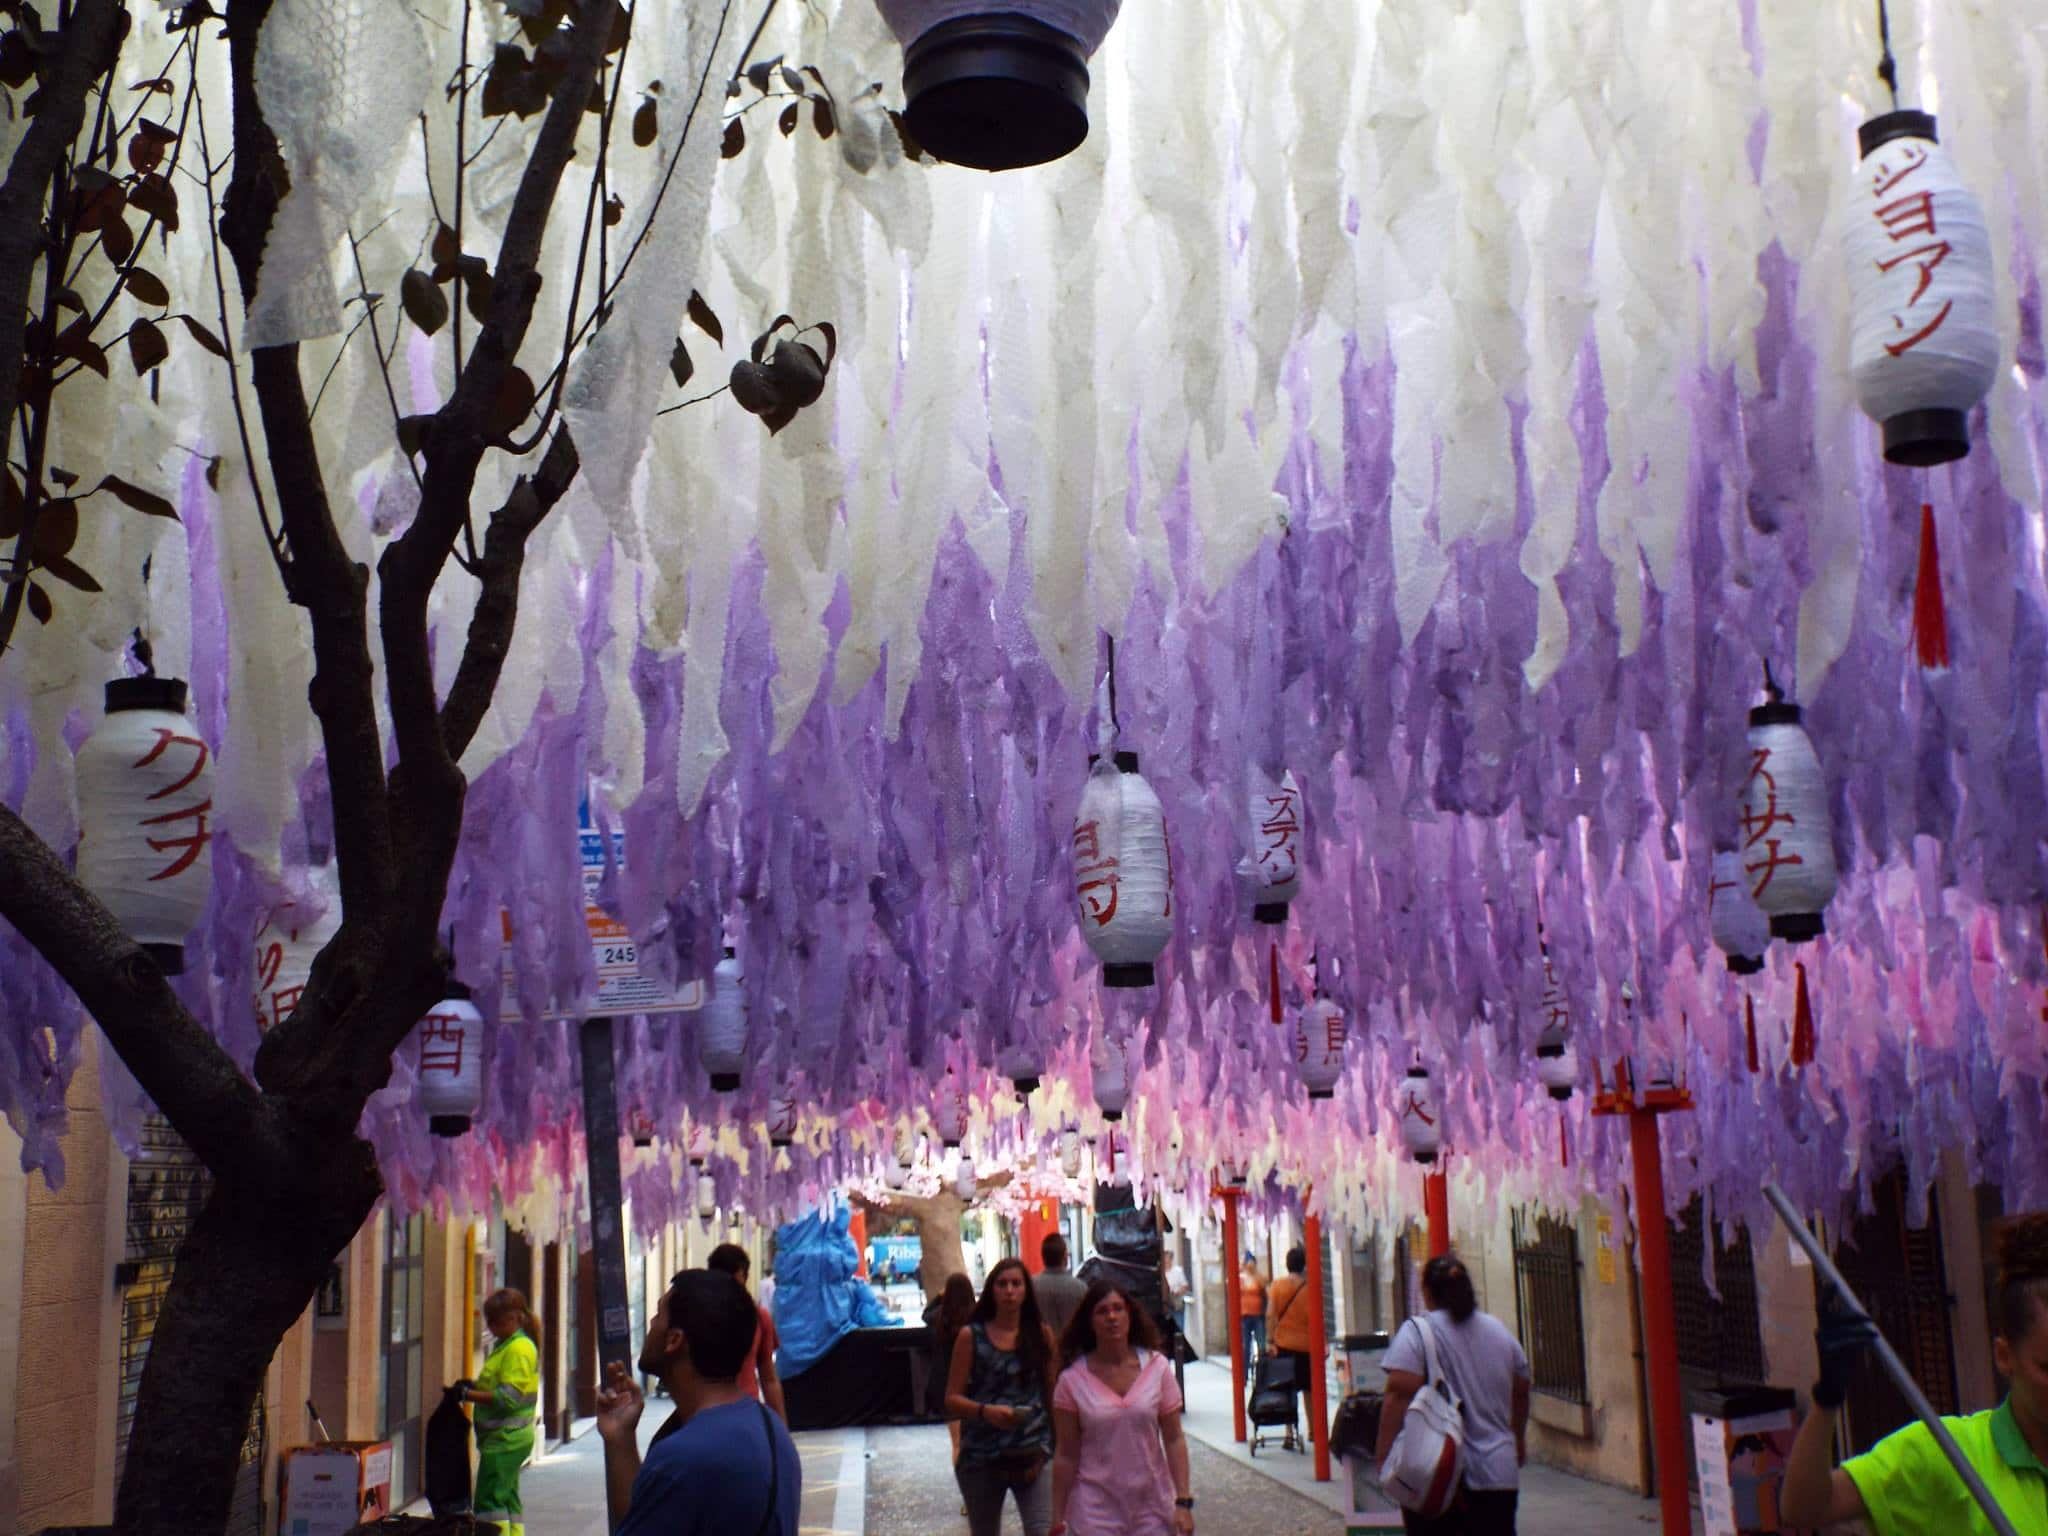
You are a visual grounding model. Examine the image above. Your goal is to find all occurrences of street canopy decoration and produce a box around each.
[4,0,2048,1242]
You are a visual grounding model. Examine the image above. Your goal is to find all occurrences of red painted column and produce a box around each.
[1220,1187,1246,1443]
[1304,1211,1331,1483]
[1630,1107,1690,1536]
[1424,1169,1451,1258]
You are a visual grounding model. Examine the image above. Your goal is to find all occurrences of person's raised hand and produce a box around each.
[1813,1282,1881,1408]
[596,1361,645,1444]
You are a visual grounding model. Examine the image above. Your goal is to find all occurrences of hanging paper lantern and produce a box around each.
[696,1171,717,1221]
[627,1107,656,1148]
[872,0,1121,172]
[767,1094,799,1149]
[934,1071,968,1148]
[699,945,746,1091]
[1534,1038,1577,1102]
[1060,1127,1083,1179]
[1293,997,1346,1100]
[1220,1156,1247,1189]
[1397,1065,1442,1165]
[417,983,485,1137]
[74,676,217,976]
[1073,751,1173,989]
[1090,1031,1129,1121]
[954,1155,977,1201]
[1845,111,1999,466]
[251,863,341,1034]
[1246,769,1304,924]
[1738,685,1838,943]
[1000,1039,1044,1097]
[687,1124,712,1168]
[1709,850,1770,974]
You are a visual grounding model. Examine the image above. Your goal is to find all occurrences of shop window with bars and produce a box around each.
[1511,1210,1589,1405]
[1668,1197,1768,1389]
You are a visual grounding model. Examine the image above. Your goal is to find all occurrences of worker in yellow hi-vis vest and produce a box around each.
[466,1288,541,1536]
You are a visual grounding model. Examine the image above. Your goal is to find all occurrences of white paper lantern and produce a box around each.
[1397,1066,1442,1165]
[74,677,217,974]
[1073,751,1172,988]
[1535,1039,1577,1101]
[251,862,341,1034]
[767,1094,799,1149]
[1000,1039,1044,1097]
[954,1155,977,1201]
[1708,850,1769,975]
[699,946,746,1091]
[696,1171,717,1220]
[1220,1156,1247,1189]
[1090,1031,1129,1121]
[1247,769,1304,924]
[933,1071,968,1147]
[1293,997,1346,1100]
[1845,111,1999,466]
[626,1107,657,1147]
[417,988,485,1137]
[872,0,1120,171]
[688,1124,712,1167]
[1739,692,1837,943]
[1060,1127,1083,1179]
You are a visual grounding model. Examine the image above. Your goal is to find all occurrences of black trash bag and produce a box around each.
[1078,1188,1167,1331]
[1330,1391,1383,1462]
[424,1382,474,1516]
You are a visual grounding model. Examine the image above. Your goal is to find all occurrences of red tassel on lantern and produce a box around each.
[1268,942,1282,1025]
[1745,994,1760,1074]
[1559,1117,1570,1170]
[1790,962,1816,1067]
[1914,503,1951,670]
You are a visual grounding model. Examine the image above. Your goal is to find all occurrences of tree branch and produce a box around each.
[439,426,579,760]
[0,0,122,450]
[0,802,274,1178]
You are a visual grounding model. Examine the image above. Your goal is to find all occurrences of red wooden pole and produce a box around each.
[1220,1187,1246,1443]
[1630,1106,1691,1536]
[1304,1210,1331,1482]
[1424,1168,1451,1258]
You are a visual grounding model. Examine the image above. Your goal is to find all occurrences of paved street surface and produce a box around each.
[863,1422,1337,1536]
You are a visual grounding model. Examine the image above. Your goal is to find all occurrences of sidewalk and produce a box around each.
[1177,1358,1677,1534]
[517,1409,863,1536]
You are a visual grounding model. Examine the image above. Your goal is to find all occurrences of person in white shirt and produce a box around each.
[1373,1254,1532,1536]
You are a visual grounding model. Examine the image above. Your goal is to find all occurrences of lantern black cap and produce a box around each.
[1750,668,1802,728]
[632,1133,653,1148]
[105,676,188,714]
[1308,1088,1335,1101]
[144,941,185,975]
[1771,913,1826,943]
[1103,961,1154,988]
[1013,1075,1040,1097]
[1101,1108,1123,1122]
[901,14,1091,172]
[429,1114,472,1138]
[1413,1149,1438,1165]
[1252,902,1289,925]
[1858,108,1938,157]
[1087,750,1141,773]
[1547,1085,1573,1102]
[1727,953,1765,976]
[1882,408,1970,467]
[442,977,473,1002]
[710,1072,740,1092]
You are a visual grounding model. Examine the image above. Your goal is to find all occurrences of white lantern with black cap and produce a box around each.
[1073,750,1172,988]
[417,983,485,1137]
[1709,850,1770,974]
[1397,1064,1442,1164]
[871,0,1120,171]
[1738,679,1837,943]
[1293,996,1346,1100]
[1000,1037,1044,1098]
[699,945,746,1091]
[1090,1030,1129,1121]
[1845,109,1999,466]
[1246,769,1304,925]
[74,676,216,974]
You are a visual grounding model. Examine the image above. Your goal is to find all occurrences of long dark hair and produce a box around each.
[1060,1277,1160,1366]
[1421,1254,1478,1324]
[935,1271,976,1350]
[971,1256,1054,1397]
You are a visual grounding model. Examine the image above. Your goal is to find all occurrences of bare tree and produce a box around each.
[0,0,844,1525]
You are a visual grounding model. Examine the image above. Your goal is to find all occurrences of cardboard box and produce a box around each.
[281,1441,393,1536]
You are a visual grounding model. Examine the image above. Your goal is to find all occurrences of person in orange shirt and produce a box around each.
[1267,1246,1316,1407]
[1238,1253,1268,1383]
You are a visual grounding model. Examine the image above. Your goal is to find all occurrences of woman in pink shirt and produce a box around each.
[1049,1280,1196,1536]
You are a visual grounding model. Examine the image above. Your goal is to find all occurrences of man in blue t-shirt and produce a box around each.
[596,1269,802,1535]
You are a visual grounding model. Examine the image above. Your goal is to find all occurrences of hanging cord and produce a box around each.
[1104,632,1120,735]
[1874,0,1900,109]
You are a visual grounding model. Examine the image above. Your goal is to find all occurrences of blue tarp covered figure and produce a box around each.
[771,1199,897,1378]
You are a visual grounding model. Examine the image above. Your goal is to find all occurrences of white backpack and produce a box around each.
[1377,1316,1465,1518]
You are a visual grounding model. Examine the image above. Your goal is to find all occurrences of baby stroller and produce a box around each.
[1247,1353,1302,1455]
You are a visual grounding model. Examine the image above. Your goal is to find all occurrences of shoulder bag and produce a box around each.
[1377,1316,1464,1519]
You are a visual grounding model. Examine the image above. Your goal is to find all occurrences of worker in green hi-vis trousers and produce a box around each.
[467,1288,542,1536]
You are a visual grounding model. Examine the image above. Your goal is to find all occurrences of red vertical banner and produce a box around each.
[1304,1210,1331,1483]
[1019,1199,1058,1275]
[1424,1170,1451,1259]
[1220,1187,1246,1444]
[849,1206,869,1278]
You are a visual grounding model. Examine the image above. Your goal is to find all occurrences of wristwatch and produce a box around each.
[1175,1497,1196,1509]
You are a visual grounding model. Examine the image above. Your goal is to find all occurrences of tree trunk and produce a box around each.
[114,1132,383,1536]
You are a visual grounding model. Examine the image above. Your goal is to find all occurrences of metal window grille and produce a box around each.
[1511,1210,1589,1405]
[1667,1198,1768,1388]
[1829,1168,1958,1454]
